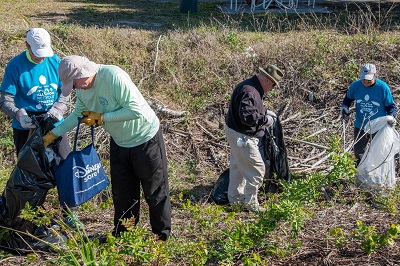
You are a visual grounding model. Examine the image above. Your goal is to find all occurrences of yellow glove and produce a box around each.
[81,111,104,126]
[42,131,58,147]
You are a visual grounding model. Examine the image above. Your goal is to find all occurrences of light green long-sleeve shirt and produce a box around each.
[52,65,159,148]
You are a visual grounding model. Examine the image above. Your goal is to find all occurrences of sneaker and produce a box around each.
[90,233,109,244]
[63,211,84,230]
[228,201,246,212]
[228,202,266,213]
[244,204,266,213]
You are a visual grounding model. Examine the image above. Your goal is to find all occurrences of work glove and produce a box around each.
[47,102,67,122]
[16,108,35,129]
[81,111,104,126]
[42,131,58,147]
[265,109,277,127]
[341,105,350,120]
[387,116,396,127]
[237,137,247,147]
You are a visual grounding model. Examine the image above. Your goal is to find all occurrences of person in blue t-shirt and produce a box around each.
[0,28,70,159]
[0,28,82,230]
[341,63,397,165]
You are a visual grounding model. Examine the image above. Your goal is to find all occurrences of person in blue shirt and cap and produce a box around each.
[0,28,82,230]
[0,28,70,159]
[341,63,397,165]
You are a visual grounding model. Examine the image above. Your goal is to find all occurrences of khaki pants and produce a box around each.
[225,125,265,209]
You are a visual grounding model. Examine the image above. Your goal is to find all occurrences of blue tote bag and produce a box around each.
[54,118,109,207]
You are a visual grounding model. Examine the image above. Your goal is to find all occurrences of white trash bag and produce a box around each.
[356,116,400,191]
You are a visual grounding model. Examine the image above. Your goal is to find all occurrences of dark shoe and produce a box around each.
[90,233,109,244]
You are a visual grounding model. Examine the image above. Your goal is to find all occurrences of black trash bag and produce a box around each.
[0,115,63,251]
[0,196,7,222]
[0,223,67,253]
[210,169,230,205]
[264,117,290,193]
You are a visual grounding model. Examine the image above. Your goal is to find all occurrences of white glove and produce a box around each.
[265,110,277,128]
[47,102,67,122]
[16,108,35,129]
[237,137,247,147]
[387,116,396,127]
[266,110,277,118]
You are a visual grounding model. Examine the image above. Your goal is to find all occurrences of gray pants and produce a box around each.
[225,125,265,209]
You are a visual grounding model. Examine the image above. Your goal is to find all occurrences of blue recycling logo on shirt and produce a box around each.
[26,75,58,110]
[356,94,380,118]
[99,97,108,107]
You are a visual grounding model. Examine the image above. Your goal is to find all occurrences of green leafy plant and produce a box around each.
[265,242,286,259]
[352,220,400,254]
[62,230,96,265]
[242,253,262,266]
[168,238,209,265]
[329,227,348,248]
[19,203,53,227]
[373,185,400,213]
[26,253,38,264]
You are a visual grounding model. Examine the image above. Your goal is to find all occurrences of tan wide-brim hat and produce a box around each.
[259,65,284,87]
